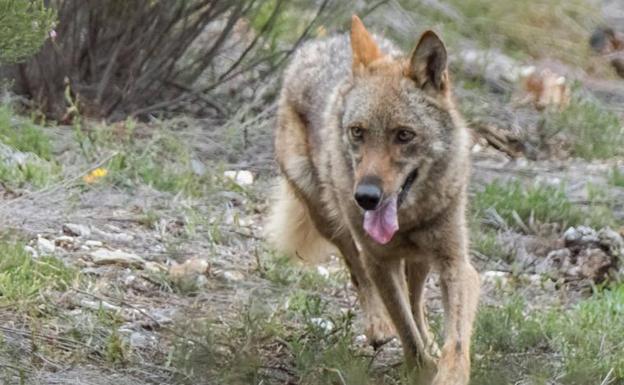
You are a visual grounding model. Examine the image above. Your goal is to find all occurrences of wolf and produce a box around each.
[266,15,480,384]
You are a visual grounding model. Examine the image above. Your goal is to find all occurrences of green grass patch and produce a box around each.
[0,105,60,188]
[258,252,341,291]
[472,180,617,232]
[0,241,76,308]
[473,285,624,384]
[608,166,624,188]
[0,105,53,160]
[170,293,410,385]
[472,180,583,230]
[543,91,624,159]
[470,228,512,263]
[74,121,243,198]
[399,0,600,69]
[0,158,59,188]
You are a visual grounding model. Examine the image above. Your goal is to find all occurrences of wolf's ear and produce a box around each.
[408,30,448,91]
[351,15,382,73]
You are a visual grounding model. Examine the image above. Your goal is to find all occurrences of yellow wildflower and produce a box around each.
[83,167,108,184]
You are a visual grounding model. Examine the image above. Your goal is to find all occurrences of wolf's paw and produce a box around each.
[431,370,469,385]
[431,351,469,385]
[364,311,395,349]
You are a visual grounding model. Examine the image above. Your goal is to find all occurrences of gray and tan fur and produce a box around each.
[266,16,480,384]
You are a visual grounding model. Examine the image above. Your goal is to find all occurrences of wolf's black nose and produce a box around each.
[354,182,382,210]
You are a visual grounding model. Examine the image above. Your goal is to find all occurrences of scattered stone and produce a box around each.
[574,248,613,282]
[90,248,146,268]
[215,269,244,282]
[563,226,599,246]
[54,235,77,250]
[24,245,38,258]
[148,308,176,325]
[85,240,103,248]
[92,228,134,244]
[224,170,254,186]
[482,270,511,286]
[124,274,137,286]
[536,248,571,276]
[145,261,167,274]
[354,334,368,346]
[190,158,206,176]
[310,317,334,333]
[63,223,92,237]
[36,236,56,254]
[127,331,157,349]
[316,265,330,279]
[598,228,624,258]
[169,257,210,279]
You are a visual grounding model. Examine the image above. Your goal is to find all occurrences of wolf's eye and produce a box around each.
[396,129,415,144]
[350,126,364,141]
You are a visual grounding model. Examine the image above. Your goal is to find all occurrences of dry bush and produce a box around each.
[2,0,330,121]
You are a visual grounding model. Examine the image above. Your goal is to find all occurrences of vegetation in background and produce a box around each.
[608,166,624,187]
[0,105,52,159]
[1,0,330,121]
[0,0,56,64]
[542,90,624,159]
[472,180,617,232]
[400,0,600,68]
[472,180,582,231]
[0,104,59,188]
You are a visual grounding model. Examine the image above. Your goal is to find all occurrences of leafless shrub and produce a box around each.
[2,0,330,121]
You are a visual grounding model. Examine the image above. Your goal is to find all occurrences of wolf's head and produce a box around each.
[342,16,459,245]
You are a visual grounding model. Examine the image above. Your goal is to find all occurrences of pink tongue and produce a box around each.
[363,196,399,244]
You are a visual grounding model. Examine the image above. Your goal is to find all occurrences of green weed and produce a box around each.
[472,180,583,231]
[608,166,624,187]
[0,105,53,160]
[543,91,624,159]
[0,241,76,308]
[473,285,624,384]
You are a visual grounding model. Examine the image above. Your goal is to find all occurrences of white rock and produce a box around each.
[482,270,510,285]
[63,223,91,237]
[310,317,334,333]
[355,334,368,345]
[145,261,167,274]
[85,240,103,247]
[37,237,56,254]
[90,248,146,268]
[218,270,244,282]
[169,257,210,279]
[92,228,134,243]
[224,170,254,186]
[24,245,38,258]
[316,266,330,279]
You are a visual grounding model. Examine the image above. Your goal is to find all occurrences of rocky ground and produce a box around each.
[2,1,624,384]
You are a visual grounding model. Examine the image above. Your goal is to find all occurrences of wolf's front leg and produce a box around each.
[366,257,437,381]
[433,258,480,385]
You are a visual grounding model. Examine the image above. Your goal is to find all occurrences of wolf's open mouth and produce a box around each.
[397,168,419,207]
[362,168,419,245]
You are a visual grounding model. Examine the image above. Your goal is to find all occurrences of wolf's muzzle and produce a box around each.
[354,176,383,210]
